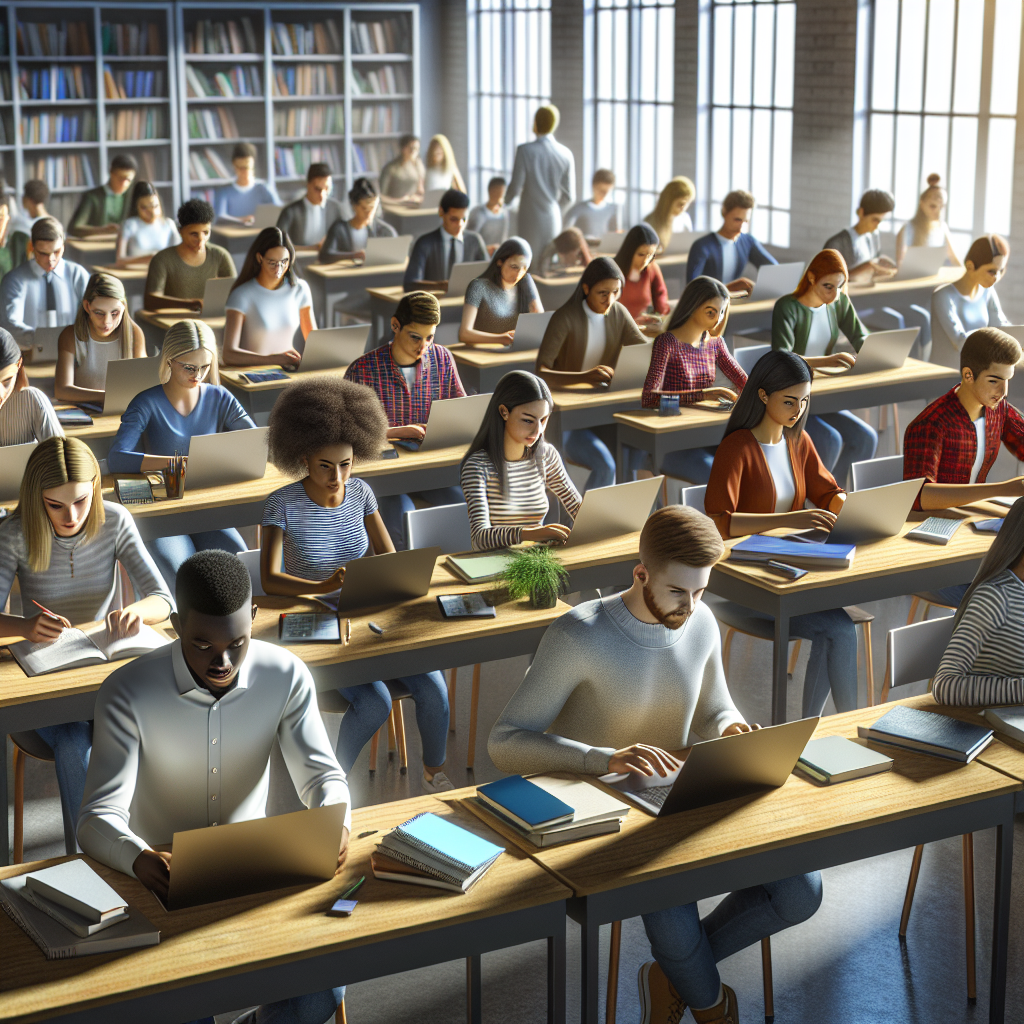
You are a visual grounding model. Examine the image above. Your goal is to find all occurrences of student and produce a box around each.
[423,133,467,194]
[276,162,345,249]
[563,168,620,242]
[223,227,313,368]
[644,176,695,251]
[68,154,137,238]
[108,320,254,585]
[896,173,961,268]
[930,234,1011,367]
[822,188,897,282]
[459,237,543,347]
[705,350,858,715]
[488,504,821,1024]
[144,199,236,313]
[467,176,511,253]
[614,223,670,326]
[0,329,62,445]
[378,133,425,202]
[685,190,777,292]
[402,188,488,291]
[213,141,281,226]
[55,273,145,405]
[1,217,89,345]
[8,179,51,268]
[261,377,452,788]
[641,277,744,484]
[505,104,576,260]
[0,436,172,847]
[538,227,591,278]
[318,176,398,264]
[344,291,465,547]
[536,256,647,490]
[114,181,181,266]
[78,550,348,1024]
[771,248,878,487]
[933,497,1024,706]
[461,370,581,550]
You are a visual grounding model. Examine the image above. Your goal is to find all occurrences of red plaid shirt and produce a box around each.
[903,386,1024,508]
[642,332,747,409]
[344,341,466,427]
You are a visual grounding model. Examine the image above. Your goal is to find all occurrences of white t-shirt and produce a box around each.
[804,304,833,357]
[581,304,607,371]
[760,438,796,514]
[717,234,740,283]
[847,227,878,267]
[970,416,986,483]
[349,225,369,251]
[225,277,312,356]
[397,363,417,388]
[301,198,327,246]
[119,216,181,257]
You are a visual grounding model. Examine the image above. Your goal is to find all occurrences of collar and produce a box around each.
[304,196,327,211]
[441,227,464,243]
[387,342,423,379]
[171,639,251,699]
[104,184,119,198]
[716,231,738,244]
[583,303,606,323]
[28,259,66,280]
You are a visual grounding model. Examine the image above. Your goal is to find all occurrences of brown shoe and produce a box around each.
[691,984,740,1024]
[637,960,687,1024]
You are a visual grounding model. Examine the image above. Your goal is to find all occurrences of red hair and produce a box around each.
[794,248,850,297]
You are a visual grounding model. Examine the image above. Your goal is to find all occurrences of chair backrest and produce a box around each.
[405,503,472,554]
[236,548,266,597]
[680,484,707,513]
[851,454,904,491]
[733,343,771,375]
[886,615,956,692]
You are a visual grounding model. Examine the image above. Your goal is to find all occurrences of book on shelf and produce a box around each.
[186,18,258,56]
[21,113,97,145]
[271,20,342,57]
[186,65,262,100]
[0,70,10,103]
[273,64,338,97]
[27,155,96,190]
[106,108,165,142]
[274,144,341,180]
[272,104,343,138]
[17,20,93,58]
[856,705,994,763]
[188,106,240,141]
[10,623,170,677]
[101,22,161,57]
[352,140,399,175]
[19,66,94,101]
[351,65,410,96]
[353,103,404,134]
[190,148,233,182]
[351,18,410,56]
[103,66,164,100]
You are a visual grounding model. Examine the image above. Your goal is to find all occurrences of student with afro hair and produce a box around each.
[261,375,453,790]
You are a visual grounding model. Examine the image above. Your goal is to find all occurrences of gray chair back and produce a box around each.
[851,454,904,491]
[886,615,956,692]
[236,548,267,597]
[734,343,771,375]
[680,484,707,513]
[405,502,473,553]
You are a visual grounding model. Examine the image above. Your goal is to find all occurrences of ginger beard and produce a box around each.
[641,581,692,630]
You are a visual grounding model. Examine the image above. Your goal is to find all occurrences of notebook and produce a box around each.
[477,776,575,831]
[10,623,169,677]
[981,706,1024,745]
[25,860,127,923]
[369,850,472,893]
[437,593,496,618]
[796,736,893,784]
[379,812,503,883]
[445,551,514,583]
[729,535,855,570]
[278,612,340,643]
[856,705,993,762]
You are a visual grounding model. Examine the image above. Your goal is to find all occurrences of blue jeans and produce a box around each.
[185,985,344,1024]
[147,529,247,590]
[378,486,464,551]
[661,447,718,486]
[806,412,878,490]
[929,583,968,608]
[336,672,449,772]
[35,721,92,848]
[563,429,615,491]
[642,873,822,1009]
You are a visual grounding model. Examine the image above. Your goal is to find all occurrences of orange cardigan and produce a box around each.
[705,428,843,539]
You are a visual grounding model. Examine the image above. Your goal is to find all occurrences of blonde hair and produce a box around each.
[910,173,947,247]
[425,134,466,193]
[159,319,220,385]
[17,437,104,573]
[74,273,136,359]
[534,104,560,135]
[645,177,696,250]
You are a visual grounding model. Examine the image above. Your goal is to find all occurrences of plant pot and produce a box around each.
[530,585,559,609]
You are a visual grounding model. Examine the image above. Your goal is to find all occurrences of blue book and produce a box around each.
[729,534,855,570]
[857,705,993,763]
[477,776,575,831]
[385,812,503,876]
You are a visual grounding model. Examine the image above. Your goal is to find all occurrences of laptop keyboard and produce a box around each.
[643,785,673,809]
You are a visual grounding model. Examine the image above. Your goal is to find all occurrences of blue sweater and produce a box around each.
[685,231,777,282]
[108,384,255,473]
[213,181,281,219]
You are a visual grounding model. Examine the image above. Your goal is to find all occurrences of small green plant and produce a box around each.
[499,546,569,608]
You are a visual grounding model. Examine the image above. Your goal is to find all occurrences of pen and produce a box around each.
[345,618,352,645]
[341,875,365,900]
[31,599,65,622]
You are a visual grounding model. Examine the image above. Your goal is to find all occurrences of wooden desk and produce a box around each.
[379,203,440,239]
[220,365,349,419]
[531,270,581,310]
[304,259,407,328]
[366,286,463,349]
[211,222,260,261]
[65,235,117,270]
[89,263,148,318]
[448,342,538,393]
[23,362,122,457]
[0,797,570,1024]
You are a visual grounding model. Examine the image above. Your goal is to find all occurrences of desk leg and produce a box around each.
[772,611,791,725]
[466,954,482,1024]
[1,732,10,866]
[548,927,567,1024]
[580,914,600,1024]
[989,814,1014,1024]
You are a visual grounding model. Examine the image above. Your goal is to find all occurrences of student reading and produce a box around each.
[319,176,398,264]
[403,188,488,292]
[459,237,543,347]
[276,162,345,248]
[0,437,171,852]
[822,188,897,282]
[705,350,859,715]
[68,153,136,238]
[488,504,821,1024]
[78,550,348,1024]
[213,141,282,226]
[685,190,777,293]
[0,329,62,445]
[114,181,181,266]
[261,376,452,789]
[614,223,671,326]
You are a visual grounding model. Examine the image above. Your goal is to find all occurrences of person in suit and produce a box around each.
[504,104,576,259]
[685,190,777,293]
[318,177,398,264]
[402,189,487,292]
[275,162,345,249]
[68,154,136,238]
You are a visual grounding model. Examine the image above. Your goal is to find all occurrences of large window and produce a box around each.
[467,0,551,203]
[584,0,675,226]
[699,0,795,247]
[859,0,1020,252]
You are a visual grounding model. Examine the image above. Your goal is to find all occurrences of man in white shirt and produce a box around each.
[7,179,53,263]
[563,168,620,243]
[276,162,345,248]
[78,550,349,1024]
[1,217,89,346]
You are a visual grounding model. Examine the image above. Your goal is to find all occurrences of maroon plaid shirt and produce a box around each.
[344,341,466,427]
[903,386,1024,508]
[642,332,747,408]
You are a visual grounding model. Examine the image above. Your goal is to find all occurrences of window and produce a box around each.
[584,0,675,226]
[467,0,551,203]
[858,0,1020,251]
[699,0,795,247]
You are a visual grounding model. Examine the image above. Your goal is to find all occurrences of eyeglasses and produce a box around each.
[262,258,290,270]
[172,359,211,378]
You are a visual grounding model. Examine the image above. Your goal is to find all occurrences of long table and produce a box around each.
[303,259,408,329]
[220,365,349,420]
[366,286,462,348]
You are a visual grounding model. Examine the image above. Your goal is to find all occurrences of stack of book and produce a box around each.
[729,535,855,570]
[857,705,993,762]
[445,551,513,585]
[982,706,1024,743]
[796,736,893,784]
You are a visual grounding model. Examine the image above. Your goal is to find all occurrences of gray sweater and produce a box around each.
[488,595,742,776]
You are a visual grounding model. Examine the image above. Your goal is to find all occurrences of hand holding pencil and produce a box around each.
[24,600,72,644]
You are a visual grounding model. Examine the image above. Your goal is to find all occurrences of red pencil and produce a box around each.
[31,599,66,622]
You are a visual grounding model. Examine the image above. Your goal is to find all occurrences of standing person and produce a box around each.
[8,179,52,268]
[614,223,671,326]
[644,176,695,252]
[222,227,313,368]
[69,154,137,238]
[318,177,398,264]
[467,176,511,253]
[402,189,487,292]
[538,227,591,278]
[563,168,620,243]
[488,504,821,1024]
[213,142,281,226]
[0,329,63,445]
[115,182,181,266]
[275,163,345,249]
[685,190,777,293]
[896,173,961,268]
[378,134,425,202]
[822,188,897,282]
[459,237,543,347]
[504,104,576,259]
[423,134,467,194]
[55,273,145,406]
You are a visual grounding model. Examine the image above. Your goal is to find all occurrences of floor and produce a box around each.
[15,395,1024,1023]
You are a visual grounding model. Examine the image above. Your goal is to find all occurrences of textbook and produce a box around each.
[24,860,127,923]
[19,888,127,938]
[981,706,1024,745]
[466,797,623,848]
[445,551,514,584]
[10,623,169,677]
[729,535,855,571]
[857,705,993,763]
[369,850,474,893]
[278,612,340,643]
[796,736,893,784]
[378,812,503,889]
[477,776,575,831]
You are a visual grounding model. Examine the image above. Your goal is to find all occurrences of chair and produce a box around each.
[316,686,412,774]
[733,343,771,376]
[879,616,976,1000]
[235,548,267,597]
[10,731,78,863]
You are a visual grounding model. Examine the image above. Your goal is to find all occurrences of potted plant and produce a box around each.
[499,546,569,609]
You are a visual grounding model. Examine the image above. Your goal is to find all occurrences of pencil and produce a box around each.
[341,875,365,900]
[31,599,64,621]
[345,618,352,645]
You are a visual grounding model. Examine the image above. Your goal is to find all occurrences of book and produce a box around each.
[729,535,855,571]
[369,847,491,893]
[19,886,127,938]
[278,612,339,643]
[856,705,993,763]
[982,706,1024,744]
[369,850,473,893]
[380,812,503,882]
[55,407,92,427]
[445,551,514,584]
[465,797,623,848]
[477,776,575,831]
[437,593,496,619]
[25,860,127,923]
[10,623,169,677]
[796,735,894,784]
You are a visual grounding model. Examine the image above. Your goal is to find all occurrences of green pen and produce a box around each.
[341,875,365,900]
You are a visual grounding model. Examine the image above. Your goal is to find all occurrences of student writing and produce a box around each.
[114,181,181,266]
[685,189,777,293]
[644,176,695,252]
[213,141,281,226]
[822,188,897,282]
[563,168,620,243]
[403,188,488,292]
[276,162,345,249]
[537,227,591,278]
[68,154,136,238]
[459,237,543,347]
[614,223,671,326]
[0,329,63,445]
[318,176,398,264]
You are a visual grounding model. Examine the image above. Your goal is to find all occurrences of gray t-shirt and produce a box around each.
[464,274,540,334]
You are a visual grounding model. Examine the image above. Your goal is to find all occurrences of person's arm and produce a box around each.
[559,149,576,209]
[802,434,846,511]
[109,509,174,629]
[930,286,968,353]
[836,291,869,353]
[219,388,257,431]
[989,288,1012,329]
[54,326,105,404]
[1,269,33,344]
[535,310,613,389]
[649,263,671,316]
[685,237,709,282]
[1000,403,1024,464]
[640,334,671,408]
[260,524,345,596]
[716,339,748,393]
[318,221,361,264]
[300,302,314,340]
[364,511,395,556]
[23,387,63,442]
[542,447,582,520]
[402,235,432,291]
[504,147,525,206]
[144,253,199,313]
[107,396,168,473]
[747,234,778,268]
[459,302,514,347]
[689,606,747,739]
[115,224,129,263]
[438,347,468,399]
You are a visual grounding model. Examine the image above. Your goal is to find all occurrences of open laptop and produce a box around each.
[0,441,37,501]
[300,325,371,371]
[739,262,805,303]
[185,426,269,490]
[895,246,949,281]
[509,310,554,352]
[364,234,412,266]
[607,343,654,392]
[202,276,237,318]
[601,718,819,816]
[421,188,448,209]
[162,804,346,911]
[103,356,162,415]
[565,475,664,547]
[596,230,626,254]
[253,204,281,231]
[328,545,443,614]
[792,477,925,546]
[662,230,703,256]
[446,260,490,298]
[419,392,492,451]
[29,326,62,363]
[849,327,920,375]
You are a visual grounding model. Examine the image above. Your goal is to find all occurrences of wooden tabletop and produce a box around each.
[137,310,227,332]
[90,262,150,281]
[366,285,463,308]
[304,260,407,280]
[0,796,569,1024]
[448,343,539,369]
[211,224,261,240]
[64,236,118,251]
[220,365,349,393]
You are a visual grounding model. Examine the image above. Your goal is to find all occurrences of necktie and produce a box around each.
[446,237,456,279]
[45,273,56,311]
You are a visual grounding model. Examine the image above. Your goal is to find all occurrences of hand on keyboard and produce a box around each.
[607,743,681,778]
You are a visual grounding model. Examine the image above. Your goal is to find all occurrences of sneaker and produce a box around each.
[638,960,686,1024]
[422,770,455,792]
[691,984,740,1024]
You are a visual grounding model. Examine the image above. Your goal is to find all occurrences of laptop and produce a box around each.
[162,804,346,911]
[0,441,37,501]
[364,233,412,266]
[421,188,448,209]
[29,326,62,363]
[253,204,281,230]
[202,276,237,318]
[607,342,653,392]
[185,426,269,490]
[597,230,626,254]
[565,475,664,547]
[601,717,819,817]
[446,260,490,298]
[329,545,443,614]
[103,356,162,415]
[509,310,554,352]
[793,477,925,546]
[740,262,805,303]
[300,325,371,371]
[419,393,492,451]
[895,246,949,281]
[848,327,920,375]
[662,230,703,255]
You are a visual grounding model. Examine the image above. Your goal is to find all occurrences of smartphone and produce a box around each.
[380,448,400,460]
[765,560,808,581]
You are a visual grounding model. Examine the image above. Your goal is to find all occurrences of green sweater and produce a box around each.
[69,185,129,231]
[771,291,868,356]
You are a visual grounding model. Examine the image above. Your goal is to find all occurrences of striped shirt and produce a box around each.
[0,386,63,446]
[642,333,747,409]
[933,570,1024,707]
[262,477,378,581]
[461,446,582,551]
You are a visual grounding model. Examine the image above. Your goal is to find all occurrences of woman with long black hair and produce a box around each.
[458,236,543,347]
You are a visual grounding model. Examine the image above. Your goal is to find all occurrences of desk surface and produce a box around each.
[221,365,349,393]
[137,310,227,332]
[367,285,463,308]
[90,262,149,282]
[448,343,538,369]
[304,260,407,280]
